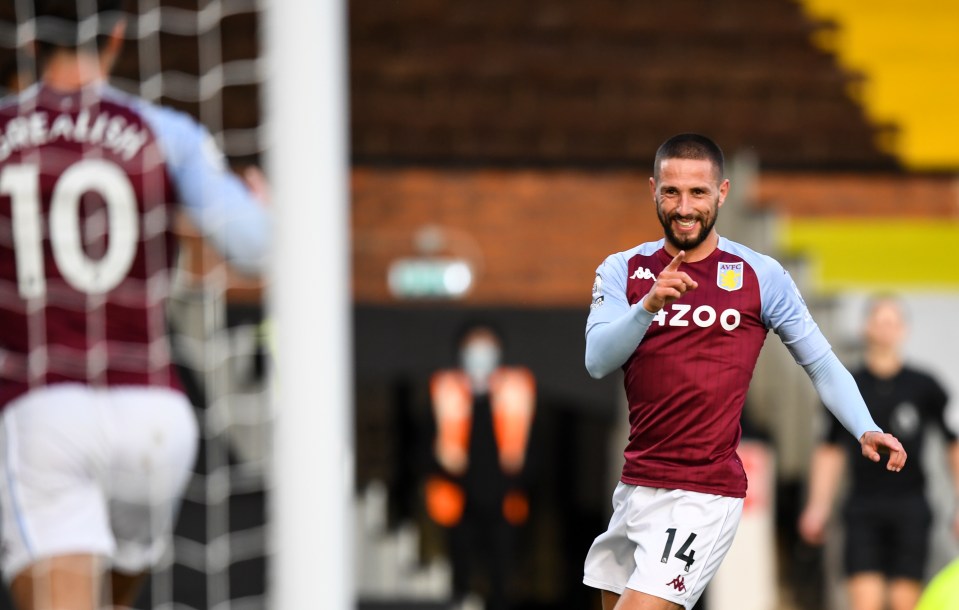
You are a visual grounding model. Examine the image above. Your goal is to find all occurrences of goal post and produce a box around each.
[263,1,354,609]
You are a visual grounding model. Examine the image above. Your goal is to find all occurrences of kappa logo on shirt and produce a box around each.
[630,266,656,281]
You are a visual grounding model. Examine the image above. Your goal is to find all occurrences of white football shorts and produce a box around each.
[0,383,199,582]
[583,482,743,609]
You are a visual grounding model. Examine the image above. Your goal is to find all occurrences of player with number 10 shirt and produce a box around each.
[0,86,180,404]
[0,2,269,608]
[0,85,267,408]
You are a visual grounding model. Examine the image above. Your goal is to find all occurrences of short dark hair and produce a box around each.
[33,0,127,65]
[653,133,725,180]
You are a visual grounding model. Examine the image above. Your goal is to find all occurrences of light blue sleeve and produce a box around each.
[735,241,880,440]
[754,255,830,366]
[140,103,270,275]
[584,250,655,379]
[804,351,882,439]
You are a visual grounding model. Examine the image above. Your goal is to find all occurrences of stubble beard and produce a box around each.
[656,196,719,251]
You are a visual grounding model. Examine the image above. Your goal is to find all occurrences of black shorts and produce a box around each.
[842,494,932,581]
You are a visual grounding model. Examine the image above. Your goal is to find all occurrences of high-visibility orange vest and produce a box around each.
[425,367,535,527]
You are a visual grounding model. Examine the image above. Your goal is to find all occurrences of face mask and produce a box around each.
[460,341,500,380]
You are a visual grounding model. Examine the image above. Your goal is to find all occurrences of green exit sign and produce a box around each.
[387,258,474,299]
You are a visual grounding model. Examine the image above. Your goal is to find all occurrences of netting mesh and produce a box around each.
[0,2,270,608]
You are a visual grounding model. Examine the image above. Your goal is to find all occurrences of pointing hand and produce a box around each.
[643,251,699,313]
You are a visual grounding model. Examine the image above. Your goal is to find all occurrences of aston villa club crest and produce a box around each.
[717,262,743,292]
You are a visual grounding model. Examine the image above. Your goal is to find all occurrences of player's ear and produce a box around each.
[649,176,657,202]
[717,178,730,208]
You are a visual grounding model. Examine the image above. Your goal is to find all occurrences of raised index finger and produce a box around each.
[664,250,686,272]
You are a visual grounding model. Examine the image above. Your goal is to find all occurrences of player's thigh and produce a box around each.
[614,587,684,610]
[106,387,199,573]
[0,386,113,583]
[623,488,742,609]
[10,554,103,610]
[602,588,685,610]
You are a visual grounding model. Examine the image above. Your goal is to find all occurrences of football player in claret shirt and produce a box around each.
[581,133,906,610]
[0,1,269,609]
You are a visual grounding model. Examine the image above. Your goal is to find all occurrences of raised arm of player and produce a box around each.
[585,251,697,379]
[735,246,906,472]
[142,102,271,275]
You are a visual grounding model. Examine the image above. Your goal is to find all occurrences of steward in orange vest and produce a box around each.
[425,365,536,527]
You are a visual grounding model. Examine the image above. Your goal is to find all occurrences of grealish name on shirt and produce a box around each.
[0,110,149,162]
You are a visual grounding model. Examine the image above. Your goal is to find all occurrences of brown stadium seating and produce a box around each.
[0,0,898,170]
[348,0,900,170]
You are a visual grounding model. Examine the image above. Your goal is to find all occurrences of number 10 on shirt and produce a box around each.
[0,160,140,299]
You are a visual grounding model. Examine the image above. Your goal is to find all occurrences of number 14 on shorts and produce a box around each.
[661,527,697,572]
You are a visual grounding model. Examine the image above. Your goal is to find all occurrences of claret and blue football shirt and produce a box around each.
[0,83,269,409]
[587,237,833,498]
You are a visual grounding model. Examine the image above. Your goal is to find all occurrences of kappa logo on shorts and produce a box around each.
[666,575,686,593]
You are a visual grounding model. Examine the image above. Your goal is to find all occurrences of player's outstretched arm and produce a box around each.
[145,105,271,275]
[803,350,906,472]
[803,351,878,438]
[859,430,906,472]
[803,351,906,471]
